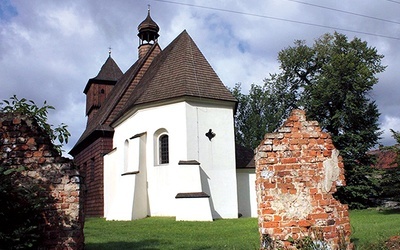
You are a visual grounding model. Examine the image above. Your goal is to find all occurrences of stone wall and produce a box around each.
[255,110,351,249]
[0,113,85,249]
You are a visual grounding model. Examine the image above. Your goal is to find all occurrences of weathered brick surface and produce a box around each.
[256,110,351,249]
[0,113,84,250]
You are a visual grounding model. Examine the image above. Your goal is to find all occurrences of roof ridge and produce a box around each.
[186,32,201,98]
[104,43,162,124]
[111,30,236,125]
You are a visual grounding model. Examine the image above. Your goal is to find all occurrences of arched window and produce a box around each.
[159,134,169,164]
[154,129,169,165]
[124,139,129,172]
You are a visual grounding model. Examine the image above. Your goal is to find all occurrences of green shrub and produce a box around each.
[0,95,71,249]
[0,165,49,249]
[0,95,70,153]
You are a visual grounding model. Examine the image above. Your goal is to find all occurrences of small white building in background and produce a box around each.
[71,10,256,221]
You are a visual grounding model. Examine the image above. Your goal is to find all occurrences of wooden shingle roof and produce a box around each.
[114,30,236,122]
[70,30,236,155]
[369,148,399,169]
[235,144,255,169]
[83,55,123,94]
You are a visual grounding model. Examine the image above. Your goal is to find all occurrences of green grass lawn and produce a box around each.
[350,209,400,249]
[84,217,259,250]
[84,209,400,249]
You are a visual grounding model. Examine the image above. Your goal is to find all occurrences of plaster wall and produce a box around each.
[104,99,238,219]
[107,102,186,218]
[104,148,117,218]
[185,101,238,218]
[237,169,257,217]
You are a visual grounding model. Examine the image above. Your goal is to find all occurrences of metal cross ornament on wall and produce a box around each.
[205,129,216,141]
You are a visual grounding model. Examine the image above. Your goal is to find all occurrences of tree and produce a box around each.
[232,79,296,150]
[285,33,384,165]
[233,32,385,208]
[386,129,400,166]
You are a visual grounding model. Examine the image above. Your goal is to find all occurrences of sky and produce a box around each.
[1,0,399,157]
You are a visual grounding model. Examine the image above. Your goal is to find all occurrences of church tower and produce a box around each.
[137,7,159,58]
[83,52,123,123]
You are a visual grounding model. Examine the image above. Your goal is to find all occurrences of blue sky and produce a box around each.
[1,0,399,156]
[0,0,17,22]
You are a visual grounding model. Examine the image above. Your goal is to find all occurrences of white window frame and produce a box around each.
[159,133,169,164]
[154,129,169,166]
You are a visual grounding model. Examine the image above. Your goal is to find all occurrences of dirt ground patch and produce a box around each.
[386,235,400,249]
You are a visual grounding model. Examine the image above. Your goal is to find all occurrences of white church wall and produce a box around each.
[175,197,213,221]
[104,146,136,220]
[131,133,149,219]
[176,164,203,192]
[104,133,149,220]
[106,99,238,220]
[127,136,140,172]
[185,100,238,219]
[112,101,188,217]
[174,162,213,221]
[104,148,117,218]
[236,169,257,217]
[105,174,137,220]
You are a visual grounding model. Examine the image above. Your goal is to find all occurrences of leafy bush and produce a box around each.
[0,166,49,249]
[0,95,70,153]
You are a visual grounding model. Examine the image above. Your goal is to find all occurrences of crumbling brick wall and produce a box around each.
[255,110,351,249]
[0,113,85,250]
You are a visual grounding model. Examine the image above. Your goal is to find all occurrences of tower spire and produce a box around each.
[137,6,160,58]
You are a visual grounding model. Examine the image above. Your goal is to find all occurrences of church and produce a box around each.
[70,9,256,221]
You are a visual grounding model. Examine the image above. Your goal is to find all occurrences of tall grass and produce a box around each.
[84,209,400,249]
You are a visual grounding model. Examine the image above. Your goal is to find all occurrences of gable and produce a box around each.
[71,31,236,156]
[113,30,237,124]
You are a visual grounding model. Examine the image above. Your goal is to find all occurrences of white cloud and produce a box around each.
[379,115,400,146]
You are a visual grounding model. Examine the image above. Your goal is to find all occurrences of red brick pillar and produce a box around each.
[255,109,351,249]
